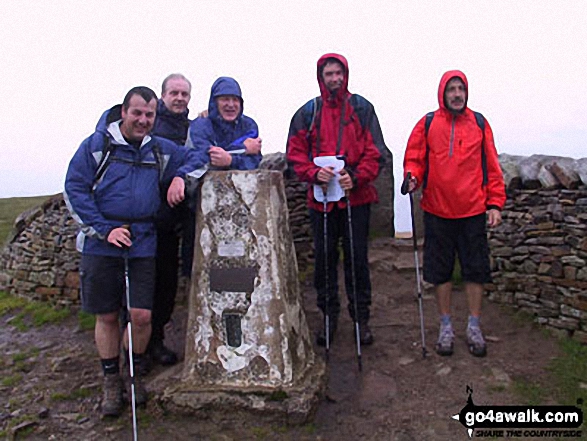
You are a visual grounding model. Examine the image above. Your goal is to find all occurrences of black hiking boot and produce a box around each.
[101,373,123,418]
[316,316,338,347]
[150,340,178,366]
[125,371,149,406]
[358,322,374,346]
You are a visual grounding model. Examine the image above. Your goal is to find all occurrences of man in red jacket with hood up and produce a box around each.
[287,53,387,347]
[404,70,505,357]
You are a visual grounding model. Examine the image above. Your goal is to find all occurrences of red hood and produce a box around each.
[438,70,468,111]
[317,53,350,106]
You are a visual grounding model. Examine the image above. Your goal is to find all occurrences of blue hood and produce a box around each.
[208,77,244,123]
[95,105,122,134]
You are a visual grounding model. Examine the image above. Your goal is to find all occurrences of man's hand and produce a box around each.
[487,209,502,228]
[339,169,353,191]
[107,227,132,248]
[209,146,233,167]
[198,109,209,118]
[243,137,262,155]
[407,176,418,193]
[316,166,336,184]
[167,176,186,207]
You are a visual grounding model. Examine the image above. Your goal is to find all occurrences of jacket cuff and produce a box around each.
[103,226,116,243]
[312,168,321,184]
[487,205,501,211]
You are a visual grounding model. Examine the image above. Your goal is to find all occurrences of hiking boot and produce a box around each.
[101,373,123,417]
[126,372,149,406]
[435,323,455,356]
[137,354,152,376]
[358,323,374,346]
[150,340,178,366]
[316,316,338,347]
[467,325,487,357]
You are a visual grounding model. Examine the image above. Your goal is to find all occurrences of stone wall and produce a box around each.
[0,194,80,305]
[0,152,395,304]
[486,186,587,341]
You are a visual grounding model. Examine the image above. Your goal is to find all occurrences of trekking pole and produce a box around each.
[345,192,362,372]
[401,174,428,358]
[122,225,139,441]
[322,190,331,362]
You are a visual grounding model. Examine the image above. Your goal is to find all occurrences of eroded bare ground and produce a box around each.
[1,238,563,440]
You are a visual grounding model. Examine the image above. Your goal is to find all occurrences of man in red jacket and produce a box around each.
[287,53,387,346]
[403,70,505,357]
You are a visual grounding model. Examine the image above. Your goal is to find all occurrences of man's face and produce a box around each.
[161,78,191,114]
[216,95,241,122]
[322,62,345,93]
[444,78,467,113]
[120,95,157,142]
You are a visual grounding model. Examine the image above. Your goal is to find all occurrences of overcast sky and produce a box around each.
[1,1,586,231]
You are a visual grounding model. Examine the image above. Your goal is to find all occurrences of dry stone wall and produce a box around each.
[0,152,395,304]
[487,186,587,341]
[0,194,80,305]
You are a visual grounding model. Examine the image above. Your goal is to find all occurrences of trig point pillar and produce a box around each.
[165,170,325,423]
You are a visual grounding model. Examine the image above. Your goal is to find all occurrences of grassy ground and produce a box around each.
[0,195,51,243]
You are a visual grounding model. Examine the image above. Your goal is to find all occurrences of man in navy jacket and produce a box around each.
[148,74,192,369]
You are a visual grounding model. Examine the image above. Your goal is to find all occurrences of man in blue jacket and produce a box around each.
[184,76,262,171]
[147,73,192,370]
[65,86,191,417]
[167,76,263,274]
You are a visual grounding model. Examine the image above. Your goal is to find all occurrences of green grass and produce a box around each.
[1,373,23,387]
[549,339,587,408]
[510,337,587,431]
[77,310,96,331]
[50,386,94,402]
[451,260,462,285]
[0,195,51,243]
[0,291,28,315]
[512,377,546,406]
[0,290,70,330]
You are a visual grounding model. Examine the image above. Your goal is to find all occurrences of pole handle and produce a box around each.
[401,172,412,195]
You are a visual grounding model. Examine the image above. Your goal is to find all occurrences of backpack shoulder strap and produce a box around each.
[424,111,435,137]
[473,111,488,186]
[150,140,165,183]
[422,111,435,189]
[302,96,322,160]
[93,135,115,188]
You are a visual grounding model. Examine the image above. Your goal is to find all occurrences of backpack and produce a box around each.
[301,95,366,159]
[422,111,487,189]
[92,134,165,190]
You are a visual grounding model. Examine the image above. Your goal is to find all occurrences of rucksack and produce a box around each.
[422,111,487,189]
[92,134,165,190]
[301,95,365,159]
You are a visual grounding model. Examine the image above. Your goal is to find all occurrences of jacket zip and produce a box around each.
[449,116,455,157]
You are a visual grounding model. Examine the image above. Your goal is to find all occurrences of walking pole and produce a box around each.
[345,192,362,372]
[322,189,331,361]
[122,226,139,441]
[401,173,428,358]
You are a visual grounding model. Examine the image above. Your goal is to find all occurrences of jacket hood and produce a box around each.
[317,53,350,105]
[95,104,122,133]
[208,77,243,122]
[438,70,468,111]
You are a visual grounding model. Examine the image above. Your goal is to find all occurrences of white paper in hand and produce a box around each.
[313,156,345,202]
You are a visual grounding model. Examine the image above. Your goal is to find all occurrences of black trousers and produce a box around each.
[151,228,180,342]
[310,204,372,323]
[150,192,193,341]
